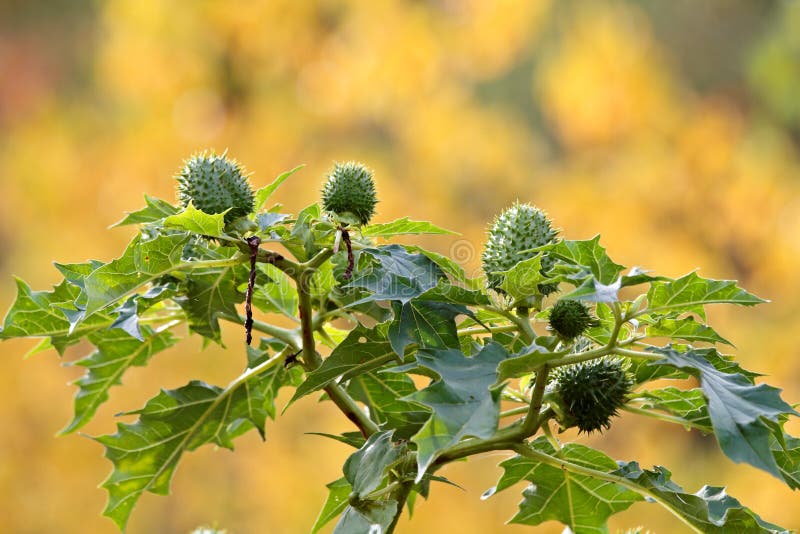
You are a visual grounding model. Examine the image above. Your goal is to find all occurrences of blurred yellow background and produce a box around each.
[1,1,799,532]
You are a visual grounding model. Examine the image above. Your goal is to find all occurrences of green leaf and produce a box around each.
[176,247,244,343]
[251,263,297,318]
[644,316,732,346]
[109,282,178,341]
[82,232,190,318]
[635,387,713,433]
[62,327,178,434]
[771,429,800,490]
[614,461,787,533]
[348,372,430,440]
[307,432,367,449]
[646,272,767,319]
[333,501,397,534]
[650,346,798,480]
[312,478,352,534]
[362,217,458,238]
[284,202,322,261]
[418,280,489,306]
[162,202,227,237]
[254,165,304,211]
[498,255,547,300]
[407,342,510,480]
[550,236,625,286]
[55,259,105,286]
[635,390,800,489]
[496,343,561,382]
[405,246,483,290]
[387,300,466,356]
[345,245,445,305]
[0,277,113,353]
[291,323,395,402]
[255,212,288,232]
[497,437,641,533]
[96,352,292,530]
[112,195,178,227]
[343,431,402,497]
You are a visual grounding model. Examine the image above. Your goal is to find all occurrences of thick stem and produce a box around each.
[326,382,380,437]
[386,481,413,534]
[520,363,550,436]
[294,259,379,437]
[297,277,323,369]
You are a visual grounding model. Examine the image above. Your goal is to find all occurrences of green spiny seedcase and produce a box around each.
[321,161,377,226]
[481,202,558,292]
[549,299,596,340]
[176,151,255,223]
[551,357,632,434]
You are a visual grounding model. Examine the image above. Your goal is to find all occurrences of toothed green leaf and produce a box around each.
[646,272,767,319]
[407,342,510,480]
[97,351,294,531]
[497,437,640,532]
[113,195,179,227]
[63,327,178,434]
[649,346,797,480]
[163,202,227,237]
[362,217,457,238]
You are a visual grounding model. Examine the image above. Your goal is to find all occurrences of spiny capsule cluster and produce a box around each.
[549,299,597,340]
[176,151,255,223]
[321,161,377,226]
[551,357,632,434]
[481,203,558,292]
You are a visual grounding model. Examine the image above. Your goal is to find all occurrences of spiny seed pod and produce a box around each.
[321,161,377,226]
[549,299,596,340]
[551,357,632,434]
[176,151,255,223]
[481,202,558,292]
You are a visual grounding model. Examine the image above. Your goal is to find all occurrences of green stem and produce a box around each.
[608,301,625,347]
[484,305,530,332]
[541,420,561,452]
[386,481,413,534]
[515,306,536,344]
[180,255,247,270]
[220,312,301,349]
[292,256,379,438]
[302,248,335,270]
[296,278,322,369]
[457,323,517,337]
[326,382,380,437]
[612,347,662,360]
[432,424,525,465]
[511,444,704,534]
[520,363,549,436]
[623,405,709,433]
[500,406,530,418]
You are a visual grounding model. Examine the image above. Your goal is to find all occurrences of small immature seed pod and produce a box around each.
[481,202,558,292]
[176,151,255,223]
[548,299,596,340]
[321,161,378,226]
[552,357,632,434]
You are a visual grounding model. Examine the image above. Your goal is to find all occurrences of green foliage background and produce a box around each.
[1,1,799,532]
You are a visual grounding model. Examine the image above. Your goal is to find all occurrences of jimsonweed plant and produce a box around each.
[1,153,798,533]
